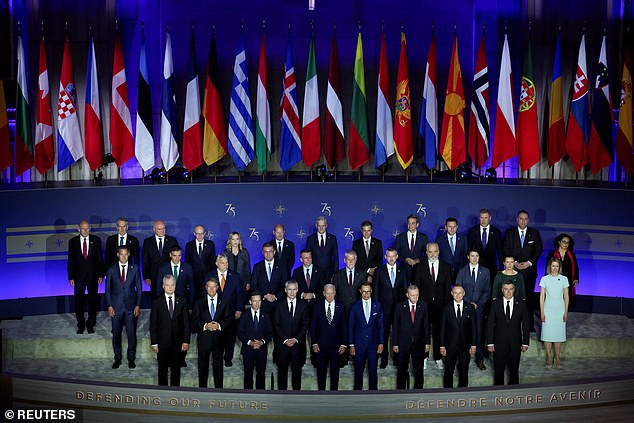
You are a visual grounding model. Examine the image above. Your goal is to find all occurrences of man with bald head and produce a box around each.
[269,223,295,280]
[142,219,179,298]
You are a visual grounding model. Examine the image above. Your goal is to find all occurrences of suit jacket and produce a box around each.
[391,300,430,351]
[467,225,503,273]
[393,231,428,266]
[440,301,476,354]
[273,298,309,363]
[150,294,191,350]
[374,264,408,316]
[238,308,273,355]
[226,248,251,288]
[105,262,142,312]
[105,233,140,268]
[293,265,327,300]
[310,299,347,350]
[486,297,530,350]
[204,269,244,313]
[436,233,469,276]
[157,262,195,306]
[141,235,179,285]
[270,238,296,279]
[414,260,452,313]
[251,259,286,314]
[502,227,543,279]
[184,239,216,286]
[348,299,384,350]
[332,267,368,312]
[352,236,383,273]
[191,294,233,339]
[305,232,339,280]
[455,265,491,310]
[67,234,104,282]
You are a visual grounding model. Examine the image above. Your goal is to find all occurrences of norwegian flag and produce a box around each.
[57,35,84,172]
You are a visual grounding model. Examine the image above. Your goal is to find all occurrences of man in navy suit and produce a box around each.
[105,217,140,268]
[67,220,104,334]
[293,249,326,303]
[270,224,295,280]
[332,250,367,313]
[305,216,339,281]
[440,285,476,388]
[351,220,383,281]
[487,282,530,385]
[157,245,195,308]
[456,248,491,370]
[185,224,216,302]
[142,219,179,298]
[238,291,273,390]
[392,285,430,389]
[250,242,285,316]
[393,214,428,280]
[273,280,309,390]
[191,278,233,388]
[349,282,384,390]
[150,275,190,386]
[105,245,142,369]
[310,284,348,390]
[436,217,468,281]
[375,247,407,368]
[467,209,503,274]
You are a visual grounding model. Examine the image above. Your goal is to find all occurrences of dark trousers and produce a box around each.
[223,319,238,363]
[380,312,395,366]
[197,338,224,388]
[74,280,98,330]
[316,347,341,390]
[426,307,443,361]
[157,345,181,386]
[521,270,538,329]
[493,346,521,385]
[243,349,267,389]
[443,350,470,388]
[353,345,378,390]
[396,346,425,389]
[473,308,485,363]
[276,345,303,390]
[111,309,138,361]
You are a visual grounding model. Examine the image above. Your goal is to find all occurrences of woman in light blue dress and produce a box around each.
[539,257,569,368]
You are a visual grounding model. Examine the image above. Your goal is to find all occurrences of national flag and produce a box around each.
[255,31,271,172]
[548,34,565,166]
[516,36,540,171]
[35,36,54,174]
[565,34,590,172]
[109,32,135,168]
[375,31,393,168]
[228,34,254,170]
[491,34,516,169]
[202,32,227,166]
[0,81,11,172]
[393,32,413,169]
[420,31,438,170]
[280,34,302,172]
[182,30,202,171]
[135,24,154,172]
[57,35,84,172]
[440,33,466,170]
[324,28,345,168]
[349,32,370,170]
[15,33,34,175]
[468,29,490,169]
[84,36,103,171]
[160,30,179,171]
[588,34,614,174]
[302,34,321,168]
[616,38,633,174]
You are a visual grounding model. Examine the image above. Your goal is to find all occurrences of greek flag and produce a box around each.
[228,35,254,170]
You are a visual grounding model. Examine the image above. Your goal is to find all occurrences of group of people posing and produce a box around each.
[66,209,579,390]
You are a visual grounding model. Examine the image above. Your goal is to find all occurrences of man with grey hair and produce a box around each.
[332,250,367,313]
[305,216,339,281]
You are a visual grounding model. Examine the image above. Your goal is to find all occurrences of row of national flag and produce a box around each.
[1,26,632,177]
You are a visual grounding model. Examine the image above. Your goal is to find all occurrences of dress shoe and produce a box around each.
[87,326,95,334]
[76,328,85,334]
[128,361,136,369]
[180,360,187,368]
[379,362,387,369]
[477,361,487,371]
[112,360,121,369]
[225,361,233,367]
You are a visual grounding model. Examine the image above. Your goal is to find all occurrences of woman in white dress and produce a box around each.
[539,257,569,368]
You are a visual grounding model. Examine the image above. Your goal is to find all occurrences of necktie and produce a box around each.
[121,264,126,285]
[411,304,416,323]
[289,301,294,317]
[254,311,259,330]
[456,303,461,319]
[278,241,282,254]
[482,228,487,249]
[348,270,353,289]
[210,298,215,320]
[173,265,178,279]
[390,266,395,288]
[472,267,476,283]
[365,239,370,257]
[520,230,525,248]
[450,236,455,255]
[168,296,174,318]
[431,263,436,282]
[221,273,226,291]
[82,238,88,259]
[305,269,311,289]
[198,243,203,256]
[506,300,511,320]
[364,301,370,323]
[320,235,324,248]
[158,238,163,256]
[410,234,415,253]
[119,236,124,246]
[267,262,272,280]
[327,303,332,324]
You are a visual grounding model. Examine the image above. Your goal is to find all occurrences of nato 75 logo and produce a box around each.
[416,204,427,217]
[344,227,354,240]
[320,202,332,216]
[249,227,260,241]
[225,203,236,217]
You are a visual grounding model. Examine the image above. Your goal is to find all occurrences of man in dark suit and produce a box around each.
[310,283,348,391]
[349,282,384,390]
[273,280,309,390]
[467,209,503,274]
[142,219,179,298]
[440,285,477,388]
[105,217,140,268]
[393,214,428,280]
[150,275,190,386]
[191,278,233,388]
[456,248,491,370]
[293,249,326,303]
[305,216,339,281]
[414,242,452,370]
[436,217,468,281]
[332,250,368,313]
[502,210,543,330]
[105,245,142,369]
[238,291,273,390]
[184,224,216,301]
[270,224,295,280]
[67,220,104,334]
[392,285,430,389]
[352,220,383,281]
[487,282,530,385]
[157,245,195,308]
[250,242,285,316]
[375,247,407,368]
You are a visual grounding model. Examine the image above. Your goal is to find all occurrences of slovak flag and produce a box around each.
[57,35,84,172]
[565,34,590,172]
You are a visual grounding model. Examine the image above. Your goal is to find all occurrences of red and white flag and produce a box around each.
[109,32,135,167]
[35,36,54,174]
[84,36,103,170]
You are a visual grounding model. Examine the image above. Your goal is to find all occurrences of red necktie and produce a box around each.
[306,269,311,289]
[121,264,126,285]
[82,238,88,260]
[411,304,415,323]
[431,263,436,281]
[410,234,415,253]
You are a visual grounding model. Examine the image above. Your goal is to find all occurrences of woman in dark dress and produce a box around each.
[225,232,251,299]
[545,234,579,308]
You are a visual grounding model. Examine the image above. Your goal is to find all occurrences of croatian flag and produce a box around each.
[57,36,84,172]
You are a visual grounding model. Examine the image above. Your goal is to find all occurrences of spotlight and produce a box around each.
[145,167,166,184]
[457,165,472,182]
[484,167,497,183]
[316,164,330,182]
[93,170,104,184]
[103,153,115,165]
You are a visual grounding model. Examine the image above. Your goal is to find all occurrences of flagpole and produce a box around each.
[502,162,505,184]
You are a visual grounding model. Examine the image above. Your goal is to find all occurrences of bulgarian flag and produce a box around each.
[302,34,321,168]
[15,33,34,175]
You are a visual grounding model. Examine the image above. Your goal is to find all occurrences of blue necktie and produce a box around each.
[390,267,395,288]
[364,301,370,323]
[254,312,259,330]
[210,298,215,320]
[450,236,455,255]
[119,236,124,246]
[520,230,525,248]
[481,228,487,249]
